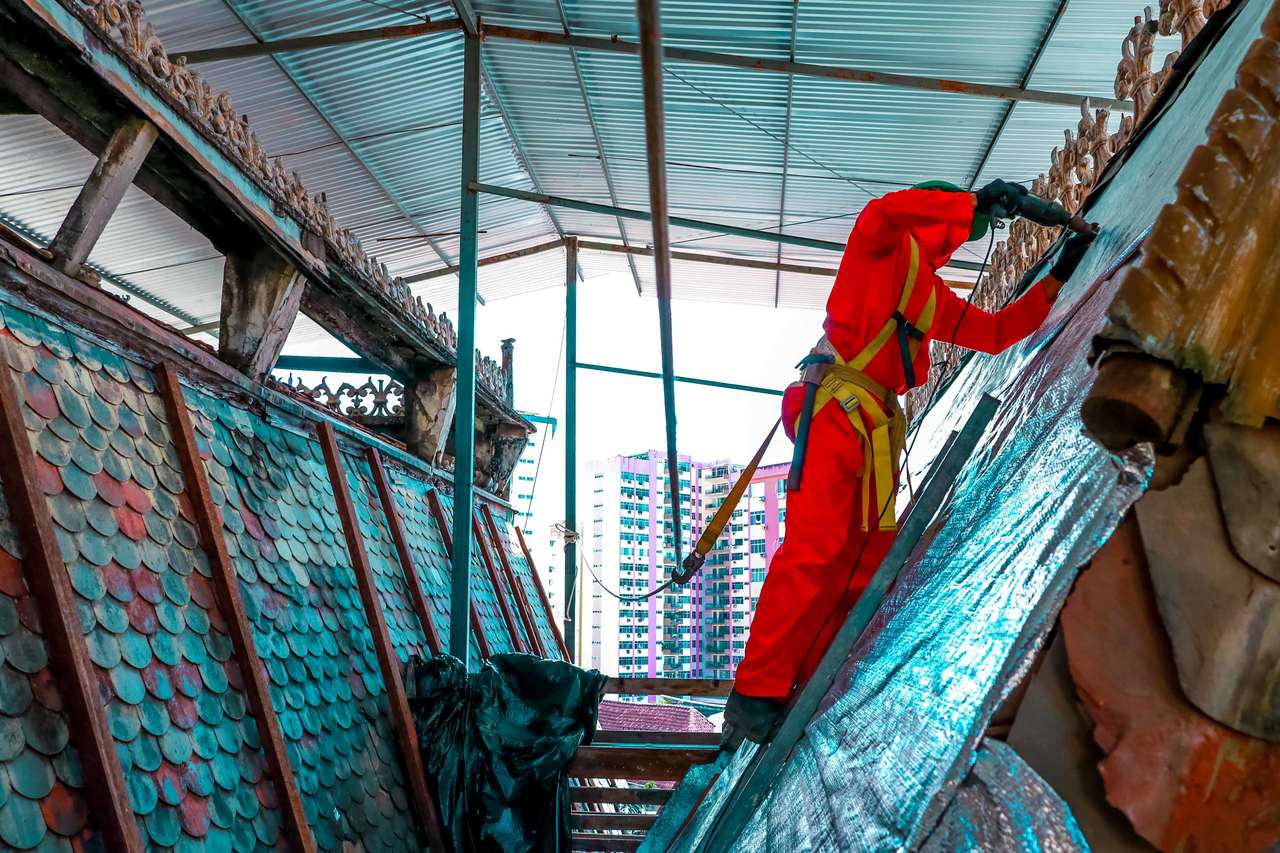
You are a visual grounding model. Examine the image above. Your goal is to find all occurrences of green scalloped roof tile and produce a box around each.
[7,748,55,799]
[21,706,68,757]
[0,791,46,849]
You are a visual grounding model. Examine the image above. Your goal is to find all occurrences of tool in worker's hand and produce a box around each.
[1010,192,1099,236]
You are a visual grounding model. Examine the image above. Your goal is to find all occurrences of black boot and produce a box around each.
[721,690,784,752]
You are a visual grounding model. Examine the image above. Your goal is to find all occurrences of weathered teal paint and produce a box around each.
[449,31,481,664]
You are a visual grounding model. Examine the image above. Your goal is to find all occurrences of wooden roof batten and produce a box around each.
[0,0,528,432]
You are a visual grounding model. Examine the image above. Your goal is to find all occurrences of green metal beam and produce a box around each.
[450,31,481,664]
[575,362,783,397]
[274,355,382,374]
[471,182,985,272]
[563,237,578,662]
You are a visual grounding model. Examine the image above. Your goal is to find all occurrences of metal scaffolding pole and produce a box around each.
[450,31,481,664]
[575,362,784,397]
[469,183,985,273]
[637,0,683,565]
[563,237,578,662]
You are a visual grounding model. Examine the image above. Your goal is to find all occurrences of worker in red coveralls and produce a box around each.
[722,180,1095,748]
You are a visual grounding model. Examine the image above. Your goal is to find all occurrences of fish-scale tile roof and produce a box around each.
[0,281,562,849]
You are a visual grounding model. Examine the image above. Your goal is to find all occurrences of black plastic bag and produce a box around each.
[407,653,608,851]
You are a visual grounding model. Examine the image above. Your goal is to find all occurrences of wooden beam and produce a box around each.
[49,116,158,276]
[155,364,316,852]
[481,504,547,657]
[218,244,306,380]
[568,746,718,781]
[602,677,733,697]
[592,730,722,747]
[365,448,444,656]
[514,525,571,659]
[317,422,447,849]
[425,488,493,659]
[572,812,656,831]
[570,834,642,852]
[0,361,143,852]
[472,512,528,652]
[569,785,672,806]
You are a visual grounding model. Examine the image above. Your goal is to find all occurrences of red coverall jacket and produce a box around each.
[734,188,1059,700]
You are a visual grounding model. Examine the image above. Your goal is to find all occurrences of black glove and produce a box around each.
[975,179,1028,218]
[1050,230,1096,282]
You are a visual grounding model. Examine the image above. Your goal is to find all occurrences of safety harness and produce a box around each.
[792,235,935,531]
[676,235,934,583]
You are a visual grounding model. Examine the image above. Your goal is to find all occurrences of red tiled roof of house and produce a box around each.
[597,700,716,733]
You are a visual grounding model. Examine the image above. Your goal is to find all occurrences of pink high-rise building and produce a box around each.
[583,451,789,679]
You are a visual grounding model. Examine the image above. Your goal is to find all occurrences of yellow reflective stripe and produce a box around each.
[851,236,921,371]
[895,236,921,313]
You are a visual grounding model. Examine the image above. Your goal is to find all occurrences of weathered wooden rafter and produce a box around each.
[0,0,526,430]
[48,115,158,277]
[318,422,448,850]
[156,364,318,853]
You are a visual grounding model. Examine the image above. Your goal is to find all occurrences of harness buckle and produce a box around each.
[820,374,860,413]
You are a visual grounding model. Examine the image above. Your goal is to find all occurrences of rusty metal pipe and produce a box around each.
[637,0,683,565]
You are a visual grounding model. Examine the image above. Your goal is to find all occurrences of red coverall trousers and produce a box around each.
[732,187,1057,701]
[732,402,894,699]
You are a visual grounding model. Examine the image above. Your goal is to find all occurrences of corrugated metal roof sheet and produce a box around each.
[1,0,1176,339]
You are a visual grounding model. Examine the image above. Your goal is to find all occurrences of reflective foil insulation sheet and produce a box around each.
[657,2,1275,850]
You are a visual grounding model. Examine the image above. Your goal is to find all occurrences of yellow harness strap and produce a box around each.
[796,236,935,531]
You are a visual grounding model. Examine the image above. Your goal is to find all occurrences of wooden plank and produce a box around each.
[471,512,527,652]
[155,364,316,852]
[572,812,655,831]
[316,422,446,850]
[0,355,143,852]
[602,677,733,697]
[365,448,444,656]
[425,488,492,658]
[49,116,158,276]
[514,524,570,660]
[592,730,721,747]
[568,746,717,781]
[570,832,643,851]
[569,785,672,806]
[481,504,547,657]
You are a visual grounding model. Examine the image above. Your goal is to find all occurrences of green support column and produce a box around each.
[563,237,578,662]
[450,31,481,663]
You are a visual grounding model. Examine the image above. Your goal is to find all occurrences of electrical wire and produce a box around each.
[554,522,682,603]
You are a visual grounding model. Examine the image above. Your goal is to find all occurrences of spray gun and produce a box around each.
[992,192,1099,236]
